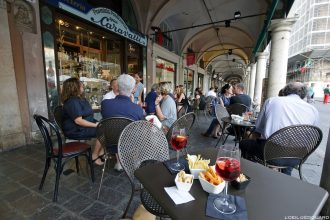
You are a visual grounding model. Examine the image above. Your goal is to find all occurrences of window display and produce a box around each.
[156,58,176,89]
[56,15,122,107]
[184,68,194,98]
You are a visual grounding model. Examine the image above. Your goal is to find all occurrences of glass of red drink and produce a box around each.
[214,146,241,214]
[169,128,187,171]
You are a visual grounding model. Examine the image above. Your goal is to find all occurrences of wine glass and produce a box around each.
[214,145,241,214]
[169,127,187,172]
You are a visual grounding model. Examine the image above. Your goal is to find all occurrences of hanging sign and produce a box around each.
[47,0,147,46]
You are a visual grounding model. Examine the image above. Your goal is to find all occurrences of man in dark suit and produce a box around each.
[230,83,251,108]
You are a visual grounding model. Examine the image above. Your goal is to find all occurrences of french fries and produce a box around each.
[199,167,223,186]
[187,154,210,170]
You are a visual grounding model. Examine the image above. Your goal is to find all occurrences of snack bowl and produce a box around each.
[175,173,194,192]
[189,168,206,179]
[231,174,251,190]
[198,175,225,194]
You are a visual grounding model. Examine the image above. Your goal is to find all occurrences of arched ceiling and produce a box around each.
[133,0,293,83]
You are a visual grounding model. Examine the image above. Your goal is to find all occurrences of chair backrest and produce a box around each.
[34,114,63,156]
[226,103,249,116]
[215,104,229,126]
[166,112,196,145]
[117,121,170,182]
[96,117,134,153]
[264,125,323,166]
[177,104,188,118]
[53,105,64,131]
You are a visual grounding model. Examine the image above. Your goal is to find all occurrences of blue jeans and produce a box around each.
[205,118,219,135]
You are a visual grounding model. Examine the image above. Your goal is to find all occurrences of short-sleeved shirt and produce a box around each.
[133,82,144,104]
[101,95,144,121]
[230,94,251,108]
[219,94,230,107]
[324,87,330,95]
[103,90,116,100]
[255,94,319,139]
[62,97,96,139]
[160,95,177,128]
[145,90,158,114]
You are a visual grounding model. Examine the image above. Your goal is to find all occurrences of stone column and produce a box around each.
[244,66,251,94]
[267,18,297,98]
[254,52,268,105]
[249,63,257,99]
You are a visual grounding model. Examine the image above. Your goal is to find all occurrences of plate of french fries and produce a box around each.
[187,154,210,179]
[198,166,225,194]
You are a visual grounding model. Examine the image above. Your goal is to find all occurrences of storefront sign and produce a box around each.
[47,0,147,46]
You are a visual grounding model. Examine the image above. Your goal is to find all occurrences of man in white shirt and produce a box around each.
[239,82,319,175]
[103,79,119,100]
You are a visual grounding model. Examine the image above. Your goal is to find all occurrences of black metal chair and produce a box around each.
[226,103,249,116]
[117,121,170,218]
[214,104,230,147]
[33,114,94,202]
[263,125,322,180]
[177,103,189,118]
[166,112,196,154]
[96,117,134,199]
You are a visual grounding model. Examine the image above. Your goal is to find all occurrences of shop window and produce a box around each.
[156,58,176,91]
[55,15,122,106]
[184,68,194,98]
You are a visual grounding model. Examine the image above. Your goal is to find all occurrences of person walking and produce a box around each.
[323,84,330,104]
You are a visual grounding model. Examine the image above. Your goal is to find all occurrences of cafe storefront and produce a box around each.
[40,0,147,117]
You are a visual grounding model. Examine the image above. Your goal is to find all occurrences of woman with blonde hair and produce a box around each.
[61,77,103,165]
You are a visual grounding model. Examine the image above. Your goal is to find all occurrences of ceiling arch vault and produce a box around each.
[132,0,294,83]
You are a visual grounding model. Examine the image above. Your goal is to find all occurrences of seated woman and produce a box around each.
[155,82,177,133]
[61,77,103,165]
[176,85,188,112]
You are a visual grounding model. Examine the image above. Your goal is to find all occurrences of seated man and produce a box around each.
[239,82,319,175]
[230,83,251,107]
[101,74,144,171]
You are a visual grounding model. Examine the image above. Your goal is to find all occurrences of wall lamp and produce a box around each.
[234,11,241,19]
[228,49,232,55]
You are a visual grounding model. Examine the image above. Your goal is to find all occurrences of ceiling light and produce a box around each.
[225,20,230,28]
[232,58,236,62]
[234,11,241,19]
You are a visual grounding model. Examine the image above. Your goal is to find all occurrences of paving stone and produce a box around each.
[62,174,89,190]
[0,200,27,220]
[75,182,98,199]
[0,181,22,197]
[63,194,94,214]
[96,187,127,206]
[44,186,79,204]
[19,174,44,188]
[1,187,31,203]
[11,193,50,216]
[29,204,65,220]
[80,202,116,220]
[57,213,85,220]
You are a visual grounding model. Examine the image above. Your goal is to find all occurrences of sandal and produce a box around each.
[92,156,104,166]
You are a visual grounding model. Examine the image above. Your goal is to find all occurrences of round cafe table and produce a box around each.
[219,117,256,146]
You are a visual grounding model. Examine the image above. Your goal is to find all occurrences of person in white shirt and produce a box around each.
[239,82,319,175]
[103,79,119,100]
[206,87,217,97]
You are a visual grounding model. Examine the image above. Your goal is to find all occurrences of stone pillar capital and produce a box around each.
[269,17,298,33]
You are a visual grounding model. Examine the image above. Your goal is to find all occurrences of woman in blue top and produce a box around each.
[133,72,144,107]
[62,78,103,165]
[218,84,232,107]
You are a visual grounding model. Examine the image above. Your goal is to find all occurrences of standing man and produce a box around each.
[230,83,252,107]
[103,78,119,100]
[323,84,330,104]
[239,82,319,175]
[145,83,159,115]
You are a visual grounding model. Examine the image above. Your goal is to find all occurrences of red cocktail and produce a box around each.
[171,135,187,151]
[215,157,240,181]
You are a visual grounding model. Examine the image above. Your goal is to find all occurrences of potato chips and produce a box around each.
[177,170,193,183]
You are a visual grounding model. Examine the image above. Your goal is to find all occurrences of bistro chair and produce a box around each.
[177,103,189,118]
[33,114,94,202]
[166,112,196,155]
[118,120,170,218]
[96,117,134,200]
[214,104,230,148]
[226,103,249,116]
[263,125,322,180]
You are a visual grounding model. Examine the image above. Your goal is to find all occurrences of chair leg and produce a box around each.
[75,157,80,174]
[222,134,229,145]
[39,157,51,190]
[53,158,63,202]
[299,166,303,180]
[87,149,95,182]
[122,184,135,218]
[96,156,108,200]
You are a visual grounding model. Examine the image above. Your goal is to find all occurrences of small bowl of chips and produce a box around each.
[231,173,250,190]
[187,154,210,179]
[175,171,194,192]
[198,166,225,194]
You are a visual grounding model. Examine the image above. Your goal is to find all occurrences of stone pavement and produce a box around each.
[0,100,329,220]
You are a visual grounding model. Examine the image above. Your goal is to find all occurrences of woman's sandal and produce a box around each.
[92,156,104,166]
